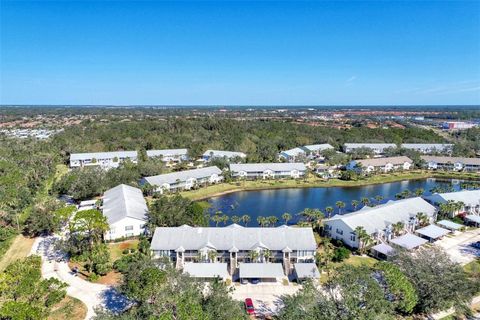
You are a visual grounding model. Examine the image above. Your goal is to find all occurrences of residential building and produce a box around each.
[202,150,246,162]
[102,184,148,240]
[424,190,480,215]
[401,143,453,154]
[143,166,223,193]
[421,156,480,172]
[343,143,396,155]
[230,163,307,179]
[323,197,437,248]
[442,121,477,130]
[302,144,334,156]
[150,224,317,276]
[346,156,413,174]
[278,147,306,162]
[69,151,138,169]
[146,149,189,163]
[315,165,339,179]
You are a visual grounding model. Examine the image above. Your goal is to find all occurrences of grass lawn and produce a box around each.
[0,235,35,272]
[108,239,139,262]
[464,259,480,275]
[48,296,87,320]
[319,255,378,283]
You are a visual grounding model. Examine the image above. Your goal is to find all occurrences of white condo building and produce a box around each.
[69,151,138,169]
[230,163,307,179]
[346,156,413,174]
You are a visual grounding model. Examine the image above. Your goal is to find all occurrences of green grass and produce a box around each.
[320,255,378,283]
[179,170,480,201]
[108,239,139,262]
[48,296,87,320]
[464,259,480,276]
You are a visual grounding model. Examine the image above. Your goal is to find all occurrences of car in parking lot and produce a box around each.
[470,241,480,249]
[250,278,260,284]
[244,298,255,315]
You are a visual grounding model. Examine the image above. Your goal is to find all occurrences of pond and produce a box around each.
[207,178,465,226]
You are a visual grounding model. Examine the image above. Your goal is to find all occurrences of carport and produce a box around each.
[390,233,428,250]
[183,263,229,281]
[239,263,285,283]
[465,215,480,227]
[416,225,450,242]
[293,263,320,282]
[437,220,464,231]
[371,243,395,260]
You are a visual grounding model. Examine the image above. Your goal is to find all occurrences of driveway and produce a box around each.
[230,282,301,317]
[30,236,130,320]
[434,228,480,265]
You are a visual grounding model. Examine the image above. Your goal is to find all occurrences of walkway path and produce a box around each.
[30,236,130,320]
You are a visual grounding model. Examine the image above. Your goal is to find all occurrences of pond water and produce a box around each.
[207,178,465,226]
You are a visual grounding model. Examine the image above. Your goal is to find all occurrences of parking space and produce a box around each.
[231,282,301,317]
[434,228,480,265]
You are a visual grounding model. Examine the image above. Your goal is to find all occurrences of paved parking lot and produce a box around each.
[230,282,302,317]
[434,228,480,265]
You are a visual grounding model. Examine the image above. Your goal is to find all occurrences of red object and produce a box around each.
[245,298,255,315]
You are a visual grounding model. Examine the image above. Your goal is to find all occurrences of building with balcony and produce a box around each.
[69,151,138,169]
[230,163,307,179]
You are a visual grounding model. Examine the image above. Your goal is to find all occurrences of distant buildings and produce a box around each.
[278,148,306,162]
[102,184,148,240]
[421,156,480,172]
[202,150,246,162]
[143,166,223,193]
[346,156,413,174]
[69,151,138,169]
[279,144,334,162]
[401,143,453,154]
[442,121,477,130]
[343,143,396,155]
[1,128,62,139]
[150,224,317,278]
[324,197,436,248]
[147,149,189,163]
[424,190,480,215]
[230,163,307,179]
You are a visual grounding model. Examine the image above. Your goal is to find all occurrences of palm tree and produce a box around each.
[257,216,267,227]
[414,188,424,197]
[325,206,334,218]
[208,250,218,262]
[231,215,240,225]
[354,226,372,255]
[416,212,429,227]
[221,214,229,226]
[262,249,272,263]
[336,201,345,214]
[241,214,251,226]
[361,197,370,207]
[248,250,260,262]
[392,222,405,236]
[374,195,384,204]
[351,200,359,211]
[211,214,222,227]
[268,216,279,227]
[282,212,292,225]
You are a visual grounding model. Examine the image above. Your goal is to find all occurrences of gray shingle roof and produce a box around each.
[144,166,222,186]
[203,150,246,158]
[425,190,480,208]
[466,215,480,224]
[280,148,306,157]
[303,144,334,152]
[70,151,137,161]
[146,149,188,157]
[150,224,317,252]
[416,224,450,239]
[355,156,413,167]
[326,197,436,235]
[294,263,321,279]
[230,163,307,173]
[390,233,427,250]
[421,156,480,166]
[183,263,229,278]
[239,263,285,278]
[102,184,148,224]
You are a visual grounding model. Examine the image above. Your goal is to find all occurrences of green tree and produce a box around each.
[282,212,292,225]
[241,214,251,226]
[351,200,359,211]
[325,206,334,218]
[335,201,345,214]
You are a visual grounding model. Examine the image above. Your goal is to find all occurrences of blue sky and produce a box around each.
[1,1,479,105]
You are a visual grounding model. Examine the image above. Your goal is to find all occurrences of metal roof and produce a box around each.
[102,184,148,224]
[344,143,396,149]
[294,263,321,279]
[144,166,222,186]
[325,197,436,235]
[183,263,229,278]
[401,143,453,151]
[230,163,307,173]
[280,148,306,157]
[465,215,480,224]
[421,156,480,166]
[203,150,246,158]
[146,149,188,157]
[390,233,427,250]
[303,144,334,152]
[70,151,137,161]
[239,263,284,279]
[355,156,413,167]
[416,224,450,239]
[371,243,395,256]
[424,190,480,208]
[436,220,464,231]
[151,224,317,252]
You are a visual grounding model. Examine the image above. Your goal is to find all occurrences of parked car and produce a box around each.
[244,298,255,315]
[470,241,480,249]
[250,278,260,284]
[241,278,249,284]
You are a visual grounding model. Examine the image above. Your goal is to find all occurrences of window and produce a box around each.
[350,234,356,242]
[336,228,343,235]
[125,225,134,231]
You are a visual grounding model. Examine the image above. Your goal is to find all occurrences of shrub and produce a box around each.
[333,247,351,262]
[88,273,100,282]
[122,249,130,255]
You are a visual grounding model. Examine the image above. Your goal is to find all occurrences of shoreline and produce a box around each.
[184,171,480,201]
